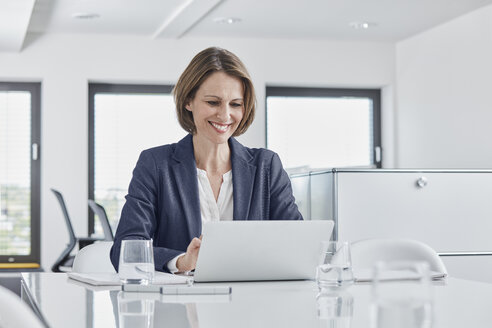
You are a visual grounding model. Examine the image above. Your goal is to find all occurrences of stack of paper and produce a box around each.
[67,272,190,286]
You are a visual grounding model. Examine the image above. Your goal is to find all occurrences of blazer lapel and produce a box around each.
[230,138,256,220]
[171,134,202,239]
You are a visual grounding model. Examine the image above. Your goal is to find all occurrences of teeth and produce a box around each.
[211,122,228,131]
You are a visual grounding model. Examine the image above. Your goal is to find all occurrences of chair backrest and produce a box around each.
[72,241,116,273]
[88,200,114,241]
[51,188,77,272]
[51,188,76,243]
[0,285,45,328]
[351,238,448,275]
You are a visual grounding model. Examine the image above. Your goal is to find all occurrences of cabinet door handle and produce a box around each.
[416,177,428,188]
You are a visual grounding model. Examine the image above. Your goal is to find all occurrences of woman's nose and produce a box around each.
[216,104,231,121]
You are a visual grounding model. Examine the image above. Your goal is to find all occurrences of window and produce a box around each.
[89,84,185,235]
[266,87,381,170]
[0,82,41,268]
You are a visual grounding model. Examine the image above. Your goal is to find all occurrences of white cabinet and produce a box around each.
[335,170,492,252]
[291,169,492,282]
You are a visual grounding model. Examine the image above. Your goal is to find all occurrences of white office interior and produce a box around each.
[3,1,492,326]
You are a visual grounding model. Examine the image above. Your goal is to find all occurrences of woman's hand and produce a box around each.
[176,235,202,272]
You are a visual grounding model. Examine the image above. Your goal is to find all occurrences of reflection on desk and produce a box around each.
[21,273,492,328]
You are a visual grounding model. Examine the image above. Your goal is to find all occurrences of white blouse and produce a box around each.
[167,169,234,273]
[196,168,234,222]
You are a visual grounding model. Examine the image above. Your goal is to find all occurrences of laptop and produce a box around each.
[193,220,334,282]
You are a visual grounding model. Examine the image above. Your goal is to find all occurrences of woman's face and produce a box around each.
[186,71,244,145]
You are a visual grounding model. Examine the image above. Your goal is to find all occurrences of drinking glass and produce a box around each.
[316,241,354,290]
[371,261,433,328]
[317,290,353,328]
[118,292,155,328]
[118,239,155,285]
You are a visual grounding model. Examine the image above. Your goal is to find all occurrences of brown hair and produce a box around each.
[173,47,256,136]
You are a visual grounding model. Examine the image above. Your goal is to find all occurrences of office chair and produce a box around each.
[351,238,448,278]
[88,199,114,241]
[50,188,102,272]
[72,241,116,273]
[0,285,45,328]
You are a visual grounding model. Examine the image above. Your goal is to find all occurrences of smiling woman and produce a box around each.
[173,47,256,137]
[109,47,303,275]
[185,71,245,149]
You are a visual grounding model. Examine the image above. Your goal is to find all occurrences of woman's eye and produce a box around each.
[231,103,243,107]
[207,101,219,106]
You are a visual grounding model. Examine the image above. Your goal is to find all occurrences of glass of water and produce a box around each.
[119,239,155,285]
[317,289,354,328]
[316,241,354,290]
[371,261,433,328]
[118,292,155,328]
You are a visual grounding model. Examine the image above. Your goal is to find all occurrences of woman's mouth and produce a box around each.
[210,121,230,132]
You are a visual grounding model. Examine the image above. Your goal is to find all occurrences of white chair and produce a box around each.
[0,285,45,328]
[72,241,116,273]
[350,238,448,276]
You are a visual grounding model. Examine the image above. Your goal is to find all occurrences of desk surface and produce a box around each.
[21,273,492,328]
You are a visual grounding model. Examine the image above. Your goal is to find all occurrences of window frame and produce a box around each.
[265,86,382,168]
[88,83,174,234]
[0,81,41,268]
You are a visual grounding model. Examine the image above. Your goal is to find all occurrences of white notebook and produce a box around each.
[67,272,190,286]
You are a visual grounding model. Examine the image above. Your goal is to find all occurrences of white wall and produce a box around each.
[0,35,394,269]
[396,5,492,168]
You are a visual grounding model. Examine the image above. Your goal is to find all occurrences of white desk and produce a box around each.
[21,273,492,328]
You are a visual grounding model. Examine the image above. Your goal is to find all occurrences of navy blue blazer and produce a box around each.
[110,134,302,272]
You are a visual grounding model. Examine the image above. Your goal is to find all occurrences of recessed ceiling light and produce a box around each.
[213,17,241,24]
[349,21,377,29]
[72,13,100,20]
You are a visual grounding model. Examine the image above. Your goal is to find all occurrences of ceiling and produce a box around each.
[1,0,492,52]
